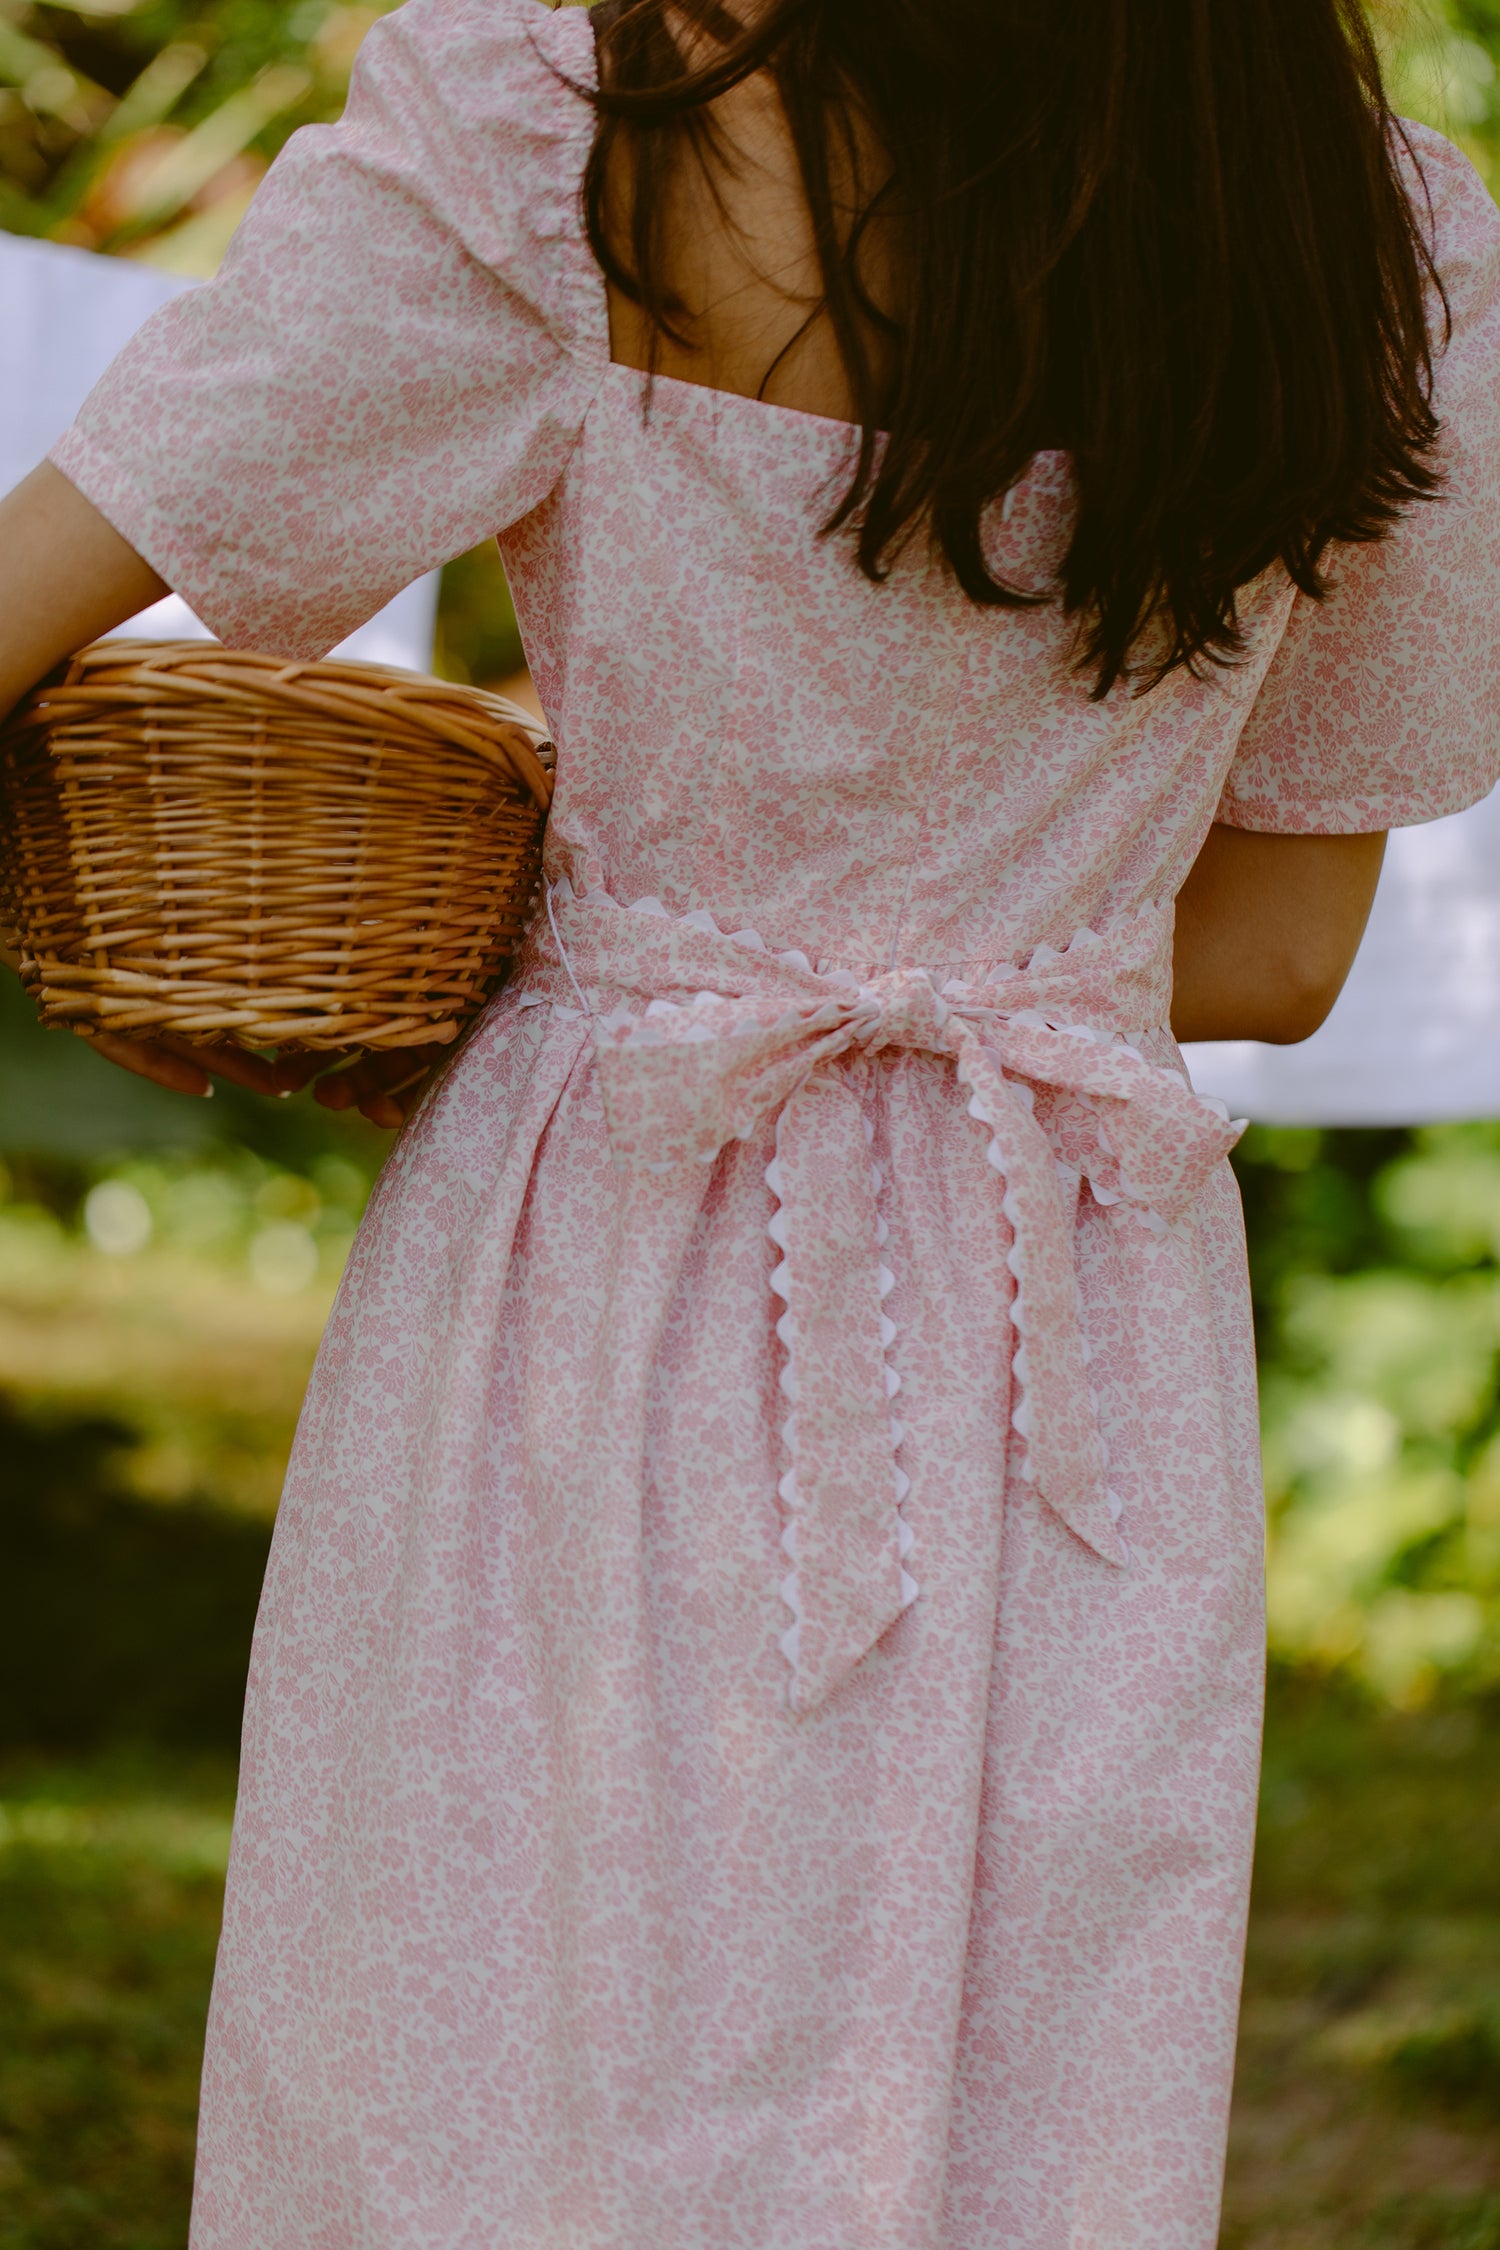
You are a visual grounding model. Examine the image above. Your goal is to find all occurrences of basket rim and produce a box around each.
[2,638,557,812]
[0,637,555,1053]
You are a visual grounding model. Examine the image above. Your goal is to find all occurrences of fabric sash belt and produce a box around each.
[512,882,1241,1713]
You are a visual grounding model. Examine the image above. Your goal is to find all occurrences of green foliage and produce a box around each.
[0,1127,375,1517]
[1361,2198,1500,2250]
[0,965,391,1171]
[5,1019,1498,1715]
[1387,2013,1500,2119]
[1381,0,1500,179]
[0,1683,1496,2246]
[0,0,1495,2237]
[0,0,394,265]
[1237,1127,1500,1705]
[432,541,526,686]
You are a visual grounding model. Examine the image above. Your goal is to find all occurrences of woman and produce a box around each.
[2,0,1497,2241]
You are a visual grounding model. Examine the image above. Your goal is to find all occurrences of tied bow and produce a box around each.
[535,885,1242,1713]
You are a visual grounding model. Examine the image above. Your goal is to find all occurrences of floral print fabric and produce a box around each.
[48,2,1500,2244]
[536,880,1246,1712]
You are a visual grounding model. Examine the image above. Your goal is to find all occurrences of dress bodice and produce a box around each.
[505,364,1297,982]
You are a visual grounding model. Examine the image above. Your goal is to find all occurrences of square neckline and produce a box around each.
[567,5,1064,486]
[601,356,871,441]
[576,0,874,442]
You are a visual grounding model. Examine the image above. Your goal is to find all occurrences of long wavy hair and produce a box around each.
[583,0,1447,697]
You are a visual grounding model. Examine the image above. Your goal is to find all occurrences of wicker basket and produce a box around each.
[0,640,554,1051]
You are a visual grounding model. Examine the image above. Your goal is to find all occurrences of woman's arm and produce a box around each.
[0,463,167,719]
[0,466,439,1122]
[1171,821,1386,1045]
[0,469,296,1099]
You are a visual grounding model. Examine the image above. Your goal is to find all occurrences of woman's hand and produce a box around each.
[82,1030,290,1102]
[275,1043,450,1130]
[1171,822,1387,1045]
[74,1029,446,1129]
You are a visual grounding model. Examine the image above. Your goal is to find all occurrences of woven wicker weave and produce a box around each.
[0,640,554,1051]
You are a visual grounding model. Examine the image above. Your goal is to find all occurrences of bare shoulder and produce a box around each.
[599,12,895,417]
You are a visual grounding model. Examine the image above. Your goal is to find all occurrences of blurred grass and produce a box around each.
[0,1398,272,1751]
[0,1750,234,2248]
[1222,1676,1500,2250]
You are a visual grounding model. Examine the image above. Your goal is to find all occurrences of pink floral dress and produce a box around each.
[51,4,1500,2243]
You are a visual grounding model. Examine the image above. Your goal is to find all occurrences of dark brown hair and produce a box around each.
[584,0,1447,697]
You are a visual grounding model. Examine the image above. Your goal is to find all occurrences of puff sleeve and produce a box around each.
[48,0,606,660]
[1217,124,1500,835]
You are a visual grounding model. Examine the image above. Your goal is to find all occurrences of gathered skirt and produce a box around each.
[189,986,1266,2250]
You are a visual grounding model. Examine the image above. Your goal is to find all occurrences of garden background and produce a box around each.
[2,1,1499,2243]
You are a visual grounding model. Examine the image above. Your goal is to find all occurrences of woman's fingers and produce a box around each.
[87,1030,215,1097]
[83,1024,447,1126]
[155,1035,291,1099]
[87,1029,325,1101]
[309,1063,363,1112]
[353,1054,444,1128]
[312,1044,449,1119]
[359,1091,408,1129]
[358,1067,439,1129]
[269,1048,356,1095]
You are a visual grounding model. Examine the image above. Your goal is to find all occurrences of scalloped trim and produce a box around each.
[764,1116,916,1695]
[514,992,585,1021]
[1070,1086,1172,1238]
[764,1148,803,1675]
[549,873,1169,994]
[953,1046,1132,1552]
[941,996,1174,1234]
[550,873,819,978]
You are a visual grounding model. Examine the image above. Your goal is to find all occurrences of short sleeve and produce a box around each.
[48,0,607,659]
[1217,124,1500,835]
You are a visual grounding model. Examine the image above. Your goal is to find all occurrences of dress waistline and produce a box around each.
[509,880,1242,1714]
